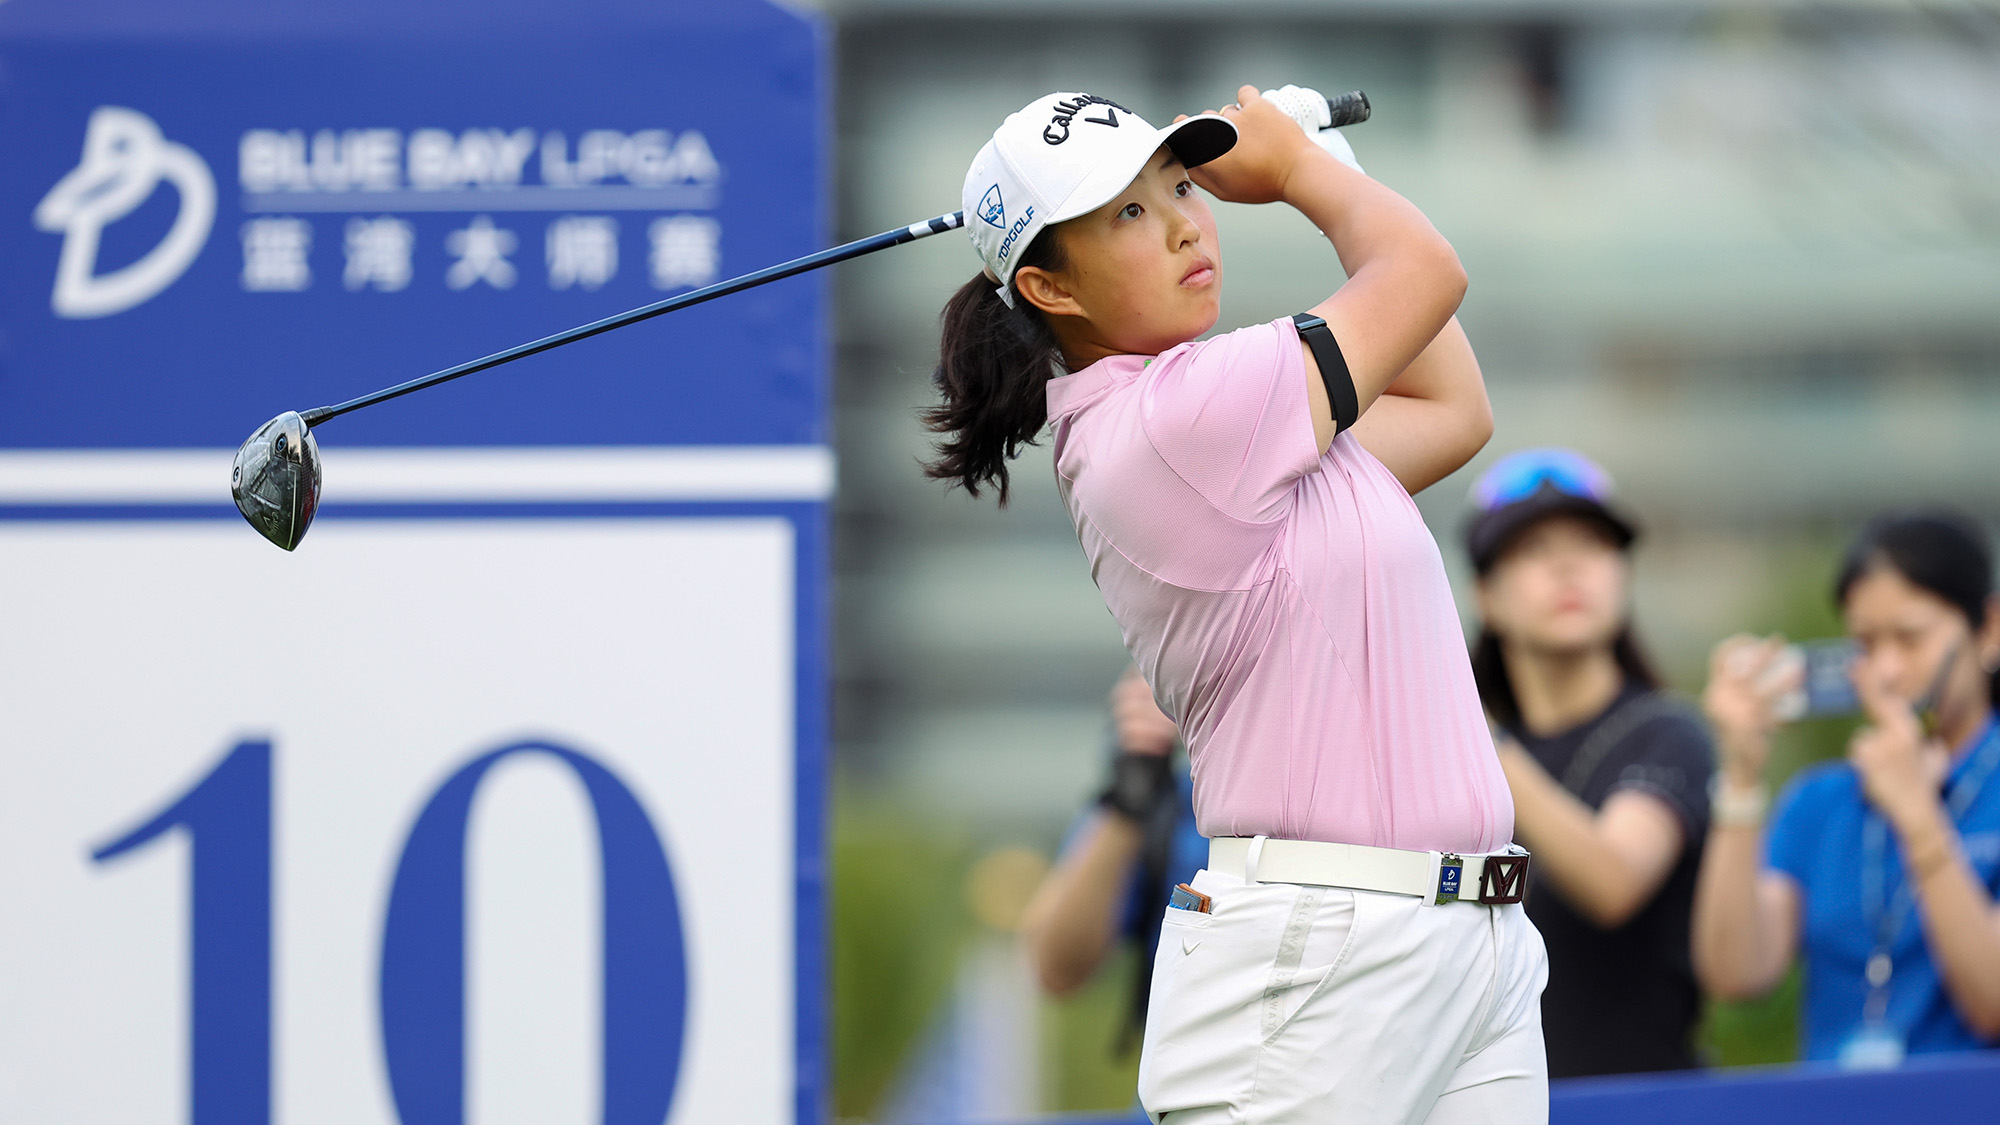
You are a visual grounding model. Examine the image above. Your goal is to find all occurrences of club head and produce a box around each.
[231,411,322,551]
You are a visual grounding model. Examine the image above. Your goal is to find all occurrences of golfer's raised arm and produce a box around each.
[1193,87,1465,430]
[1347,317,1491,495]
[1290,153,1465,417]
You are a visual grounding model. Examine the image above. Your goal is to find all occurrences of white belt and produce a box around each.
[1208,835,1531,906]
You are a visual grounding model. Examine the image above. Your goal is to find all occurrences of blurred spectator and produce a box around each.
[1695,511,2000,1065]
[1466,448,1715,1077]
[1020,666,1204,1045]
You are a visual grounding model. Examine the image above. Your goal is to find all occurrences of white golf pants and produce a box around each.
[1138,867,1550,1125]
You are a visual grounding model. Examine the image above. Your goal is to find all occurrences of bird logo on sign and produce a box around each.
[34,106,216,319]
[977,184,1005,228]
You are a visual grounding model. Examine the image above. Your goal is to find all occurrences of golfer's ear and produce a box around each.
[1013,266,1081,319]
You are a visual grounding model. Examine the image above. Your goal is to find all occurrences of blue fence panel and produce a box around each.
[961,1053,2000,1125]
[1548,1052,2000,1124]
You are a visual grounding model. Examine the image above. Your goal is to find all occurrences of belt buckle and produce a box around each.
[1434,853,1464,905]
[1478,853,1530,904]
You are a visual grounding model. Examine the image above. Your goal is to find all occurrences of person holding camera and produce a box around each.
[1022,667,1206,1043]
[1465,448,1715,1077]
[1696,511,2000,1064]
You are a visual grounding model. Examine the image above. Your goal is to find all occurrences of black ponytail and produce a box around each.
[1835,509,2000,706]
[921,228,1069,505]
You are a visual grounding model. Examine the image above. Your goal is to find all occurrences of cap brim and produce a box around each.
[1467,494,1639,572]
[1162,113,1237,168]
[1044,112,1239,226]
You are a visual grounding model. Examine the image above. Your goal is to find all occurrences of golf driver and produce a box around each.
[231,87,1372,550]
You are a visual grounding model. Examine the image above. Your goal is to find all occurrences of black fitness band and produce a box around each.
[1292,313,1359,435]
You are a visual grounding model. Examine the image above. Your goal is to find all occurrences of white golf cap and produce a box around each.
[962,92,1236,304]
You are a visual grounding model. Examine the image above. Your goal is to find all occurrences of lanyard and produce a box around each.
[1858,718,2000,1025]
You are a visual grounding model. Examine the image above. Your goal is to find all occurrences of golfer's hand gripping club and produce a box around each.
[1264,85,1371,132]
[1265,84,1368,174]
[231,87,1370,552]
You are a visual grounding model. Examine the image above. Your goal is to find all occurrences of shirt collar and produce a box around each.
[1045,351,1150,422]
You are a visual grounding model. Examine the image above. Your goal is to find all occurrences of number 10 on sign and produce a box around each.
[92,738,689,1125]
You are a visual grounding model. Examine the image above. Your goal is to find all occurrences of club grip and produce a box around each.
[1325,89,1371,128]
[1263,84,1372,134]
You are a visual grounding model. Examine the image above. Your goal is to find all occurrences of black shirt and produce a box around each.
[1511,682,1714,1078]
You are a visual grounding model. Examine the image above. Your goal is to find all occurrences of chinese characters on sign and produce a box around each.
[444,216,517,290]
[649,216,721,291]
[235,126,723,294]
[344,218,413,291]
[547,215,617,291]
[241,218,311,292]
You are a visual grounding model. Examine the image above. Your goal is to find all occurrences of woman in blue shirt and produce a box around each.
[1695,511,2000,1064]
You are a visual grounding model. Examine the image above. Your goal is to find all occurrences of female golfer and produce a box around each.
[926,87,1545,1123]
[1697,511,2000,1063]
[1466,449,1715,1077]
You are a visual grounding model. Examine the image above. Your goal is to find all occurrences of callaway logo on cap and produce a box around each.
[963,92,1236,305]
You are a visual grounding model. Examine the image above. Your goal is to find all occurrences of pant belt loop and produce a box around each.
[1245,835,1269,884]
[1419,851,1447,907]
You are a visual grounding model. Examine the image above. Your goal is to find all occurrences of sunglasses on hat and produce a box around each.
[1470,448,1615,512]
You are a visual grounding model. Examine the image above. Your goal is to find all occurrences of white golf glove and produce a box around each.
[1263,84,1365,176]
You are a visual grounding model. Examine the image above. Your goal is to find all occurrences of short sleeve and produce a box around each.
[1766,769,1828,885]
[1139,318,1323,523]
[1604,711,1716,836]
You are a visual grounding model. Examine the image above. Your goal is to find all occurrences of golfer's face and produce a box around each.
[1482,516,1628,655]
[1058,147,1222,354]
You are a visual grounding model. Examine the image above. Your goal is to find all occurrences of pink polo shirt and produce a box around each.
[1048,317,1513,854]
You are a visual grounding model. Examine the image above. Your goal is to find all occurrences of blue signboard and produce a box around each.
[0,0,825,449]
[0,3,830,1124]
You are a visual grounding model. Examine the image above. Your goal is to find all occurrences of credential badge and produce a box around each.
[1435,854,1464,904]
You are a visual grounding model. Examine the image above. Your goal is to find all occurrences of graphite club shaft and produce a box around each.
[299,211,968,427]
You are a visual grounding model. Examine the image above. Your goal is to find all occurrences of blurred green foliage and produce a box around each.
[832,783,1148,1118]
[1040,948,1144,1111]
[832,789,975,1120]
[1702,965,1804,1067]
